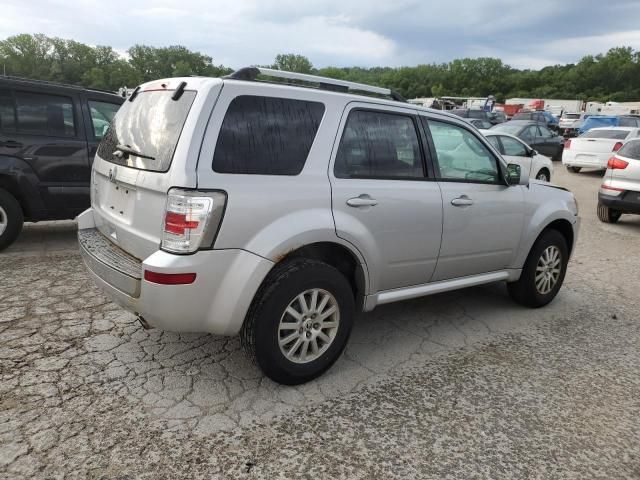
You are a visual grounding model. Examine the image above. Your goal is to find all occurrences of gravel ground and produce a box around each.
[1,166,639,479]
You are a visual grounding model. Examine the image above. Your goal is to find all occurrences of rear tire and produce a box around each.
[508,229,569,308]
[597,203,622,223]
[566,166,581,173]
[240,258,355,385]
[0,188,24,251]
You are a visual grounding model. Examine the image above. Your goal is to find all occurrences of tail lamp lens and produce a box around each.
[612,141,624,152]
[564,139,571,149]
[607,157,629,170]
[161,189,227,254]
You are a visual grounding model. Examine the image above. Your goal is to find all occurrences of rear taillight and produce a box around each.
[612,141,624,152]
[161,189,227,254]
[607,157,629,170]
[564,139,571,149]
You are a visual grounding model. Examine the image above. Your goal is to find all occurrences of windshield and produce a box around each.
[97,90,196,172]
[490,123,522,135]
[581,129,629,140]
[618,140,640,160]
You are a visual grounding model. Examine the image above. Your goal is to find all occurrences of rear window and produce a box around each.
[467,110,486,119]
[213,95,325,175]
[563,113,580,119]
[513,112,532,120]
[581,129,629,140]
[618,140,640,160]
[97,90,196,172]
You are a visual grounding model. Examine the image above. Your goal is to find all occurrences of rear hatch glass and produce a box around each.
[581,129,628,139]
[97,90,196,172]
[618,141,640,160]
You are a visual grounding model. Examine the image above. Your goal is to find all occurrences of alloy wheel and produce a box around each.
[278,288,340,364]
[535,245,562,294]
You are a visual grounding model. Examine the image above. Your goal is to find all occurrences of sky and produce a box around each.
[1,0,640,70]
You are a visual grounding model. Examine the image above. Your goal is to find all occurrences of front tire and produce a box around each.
[0,188,24,251]
[241,258,355,385]
[535,169,550,182]
[597,203,622,223]
[508,229,569,308]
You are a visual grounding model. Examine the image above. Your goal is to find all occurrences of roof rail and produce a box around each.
[224,67,406,102]
[0,75,118,96]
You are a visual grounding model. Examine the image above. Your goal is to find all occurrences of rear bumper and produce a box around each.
[599,191,640,214]
[562,151,609,169]
[77,209,274,335]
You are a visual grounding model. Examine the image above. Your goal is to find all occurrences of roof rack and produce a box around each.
[224,67,406,102]
[0,75,118,96]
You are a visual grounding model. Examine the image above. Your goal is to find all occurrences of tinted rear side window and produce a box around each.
[213,96,325,175]
[334,110,424,179]
[15,91,75,137]
[618,141,640,160]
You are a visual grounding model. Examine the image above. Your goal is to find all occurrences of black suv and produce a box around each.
[0,77,123,250]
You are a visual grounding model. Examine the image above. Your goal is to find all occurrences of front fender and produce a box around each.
[513,185,579,268]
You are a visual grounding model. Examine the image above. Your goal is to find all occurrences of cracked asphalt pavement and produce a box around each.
[1,167,640,479]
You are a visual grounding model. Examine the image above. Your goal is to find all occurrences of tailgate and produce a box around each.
[87,79,222,260]
[570,138,618,154]
[92,161,172,260]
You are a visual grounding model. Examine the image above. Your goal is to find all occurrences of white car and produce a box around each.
[562,127,640,172]
[597,138,640,223]
[483,131,554,182]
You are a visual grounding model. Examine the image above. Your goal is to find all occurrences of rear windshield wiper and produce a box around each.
[114,144,155,161]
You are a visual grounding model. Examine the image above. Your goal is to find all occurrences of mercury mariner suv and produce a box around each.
[78,68,580,384]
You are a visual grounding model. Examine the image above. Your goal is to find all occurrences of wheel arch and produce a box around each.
[269,241,368,312]
[542,218,575,256]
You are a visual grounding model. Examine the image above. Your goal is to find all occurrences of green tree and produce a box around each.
[271,53,313,73]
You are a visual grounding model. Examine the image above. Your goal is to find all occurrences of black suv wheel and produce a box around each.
[0,188,24,251]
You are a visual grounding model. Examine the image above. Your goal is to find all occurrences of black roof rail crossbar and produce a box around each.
[224,67,405,102]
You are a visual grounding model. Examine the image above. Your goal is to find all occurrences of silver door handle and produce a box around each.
[347,196,378,207]
[451,196,474,207]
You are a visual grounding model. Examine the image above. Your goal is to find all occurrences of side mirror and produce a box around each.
[506,163,523,185]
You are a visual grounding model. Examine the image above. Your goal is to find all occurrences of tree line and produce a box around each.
[1,33,639,103]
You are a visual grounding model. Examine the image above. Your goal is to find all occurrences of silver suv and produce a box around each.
[78,68,580,384]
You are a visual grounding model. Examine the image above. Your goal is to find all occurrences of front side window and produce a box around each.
[15,91,75,137]
[0,89,16,132]
[500,136,528,156]
[98,90,196,172]
[428,120,500,183]
[520,126,537,143]
[334,110,424,179]
[89,101,121,140]
[213,95,325,175]
[537,126,554,138]
[486,135,501,151]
